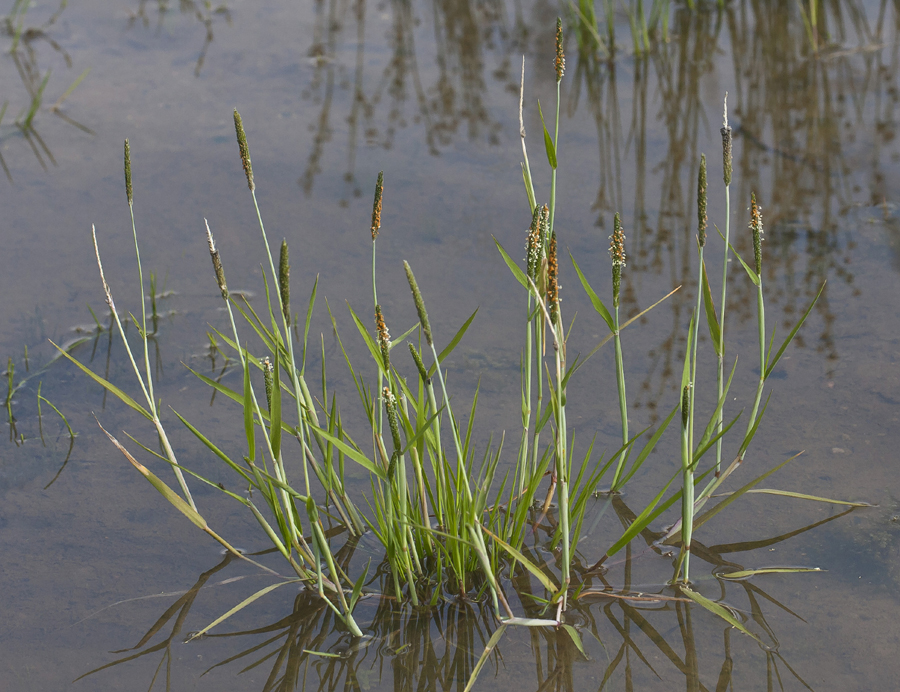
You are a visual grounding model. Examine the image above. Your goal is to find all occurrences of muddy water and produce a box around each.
[2,1,900,690]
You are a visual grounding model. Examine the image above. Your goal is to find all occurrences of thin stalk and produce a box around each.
[716,97,733,477]
[680,385,693,583]
[689,155,708,460]
[609,213,628,490]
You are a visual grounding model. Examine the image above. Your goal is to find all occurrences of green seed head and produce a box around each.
[721,93,732,186]
[205,220,228,300]
[279,239,290,325]
[404,261,432,346]
[609,213,626,309]
[408,343,428,382]
[375,304,391,372]
[697,154,708,248]
[371,171,384,240]
[124,139,133,207]
[548,231,559,325]
[383,387,403,477]
[233,109,255,192]
[681,384,691,429]
[555,18,565,82]
[263,357,274,413]
[750,192,764,275]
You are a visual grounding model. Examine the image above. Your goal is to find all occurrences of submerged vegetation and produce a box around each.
[56,13,877,692]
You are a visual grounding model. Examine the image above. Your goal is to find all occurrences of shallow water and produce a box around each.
[2,0,900,689]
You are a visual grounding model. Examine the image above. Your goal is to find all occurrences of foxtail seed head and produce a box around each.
[375,304,391,371]
[750,192,764,275]
[609,212,626,309]
[681,384,691,429]
[124,139,133,207]
[279,239,291,325]
[526,204,542,281]
[263,357,274,413]
[697,154,708,247]
[539,203,550,246]
[408,343,428,382]
[555,18,565,82]
[205,219,228,300]
[371,171,384,240]
[721,93,732,186]
[383,387,402,478]
[548,231,559,324]
[404,261,432,346]
[233,109,255,192]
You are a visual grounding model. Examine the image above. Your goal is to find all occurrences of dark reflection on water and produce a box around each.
[76,498,861,691]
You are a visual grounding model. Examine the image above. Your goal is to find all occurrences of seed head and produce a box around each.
[609,213,626,308]
[548,231,560,325]
[408,343,428,382]
[205,219,228,300]
[750,192,764,276]
[554,18,566,82]
[279,239,291,325]
[404,261,432,346]
[697,154,707,248]
[124,139,133,207]
[263,357,274,413]
[383,387,403,478]
[721,93,732,186]
[375,304,391,371]
[371,171,384,240]
[233,109,255,192]
[681,384,691,429]
[526,204,542,281]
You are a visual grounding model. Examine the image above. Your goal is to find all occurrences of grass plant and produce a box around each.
[64,18,866,691]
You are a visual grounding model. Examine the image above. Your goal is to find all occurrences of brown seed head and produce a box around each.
[205,220,228,300]
[279,239,290,325]
[375,304,391,371]
[548,231,559,324]
[555,18,565,82]
[609,213,626,308]
[697,154,707,247]
[750,192,764,276]
[371,171,383,240]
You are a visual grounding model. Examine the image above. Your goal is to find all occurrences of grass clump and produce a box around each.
[63,18,863,689]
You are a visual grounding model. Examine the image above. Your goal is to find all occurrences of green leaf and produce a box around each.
[349,560,370,611]
[243,358,255,462]
[97,420,206,530]
[270,349,282,459]
[309,423,385,480]
[494,237,529,290]
[187,580,299,641]
[700,261,721,355]
[561,624,588,658]
[720,488,873,507]
[463,624,508,692]
[679,586,761,642]
[538,101,557,169]
[719,567,824,580]
[570,252,614,331]
[603,466,682,560]
[692,451,804,533]
[766,281,825,379]
[481,525,559,593]
[429,307,479,378]
[51,341,151,420]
